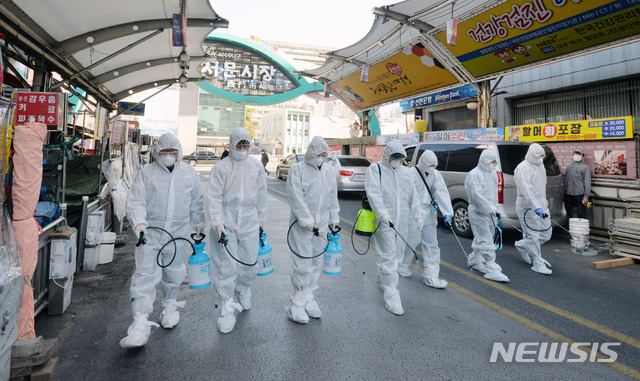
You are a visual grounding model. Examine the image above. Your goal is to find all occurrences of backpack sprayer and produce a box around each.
[136,227,212,289]
[351,195,381,255]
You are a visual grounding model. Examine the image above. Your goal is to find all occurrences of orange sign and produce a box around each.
[331,41,459,111]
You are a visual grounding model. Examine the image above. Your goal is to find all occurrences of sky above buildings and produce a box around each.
[211,0,389,49]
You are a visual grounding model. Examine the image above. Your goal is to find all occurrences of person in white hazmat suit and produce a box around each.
[285,136,340,324]
[399,150,453,289]
[120,133,205,349]
[208,128,268,333]
[364,140,423,315]
[464,150,509,283]
[514,143,553,275]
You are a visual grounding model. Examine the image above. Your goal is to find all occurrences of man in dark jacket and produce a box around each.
[564,148,591,218]
[261,149,270,175]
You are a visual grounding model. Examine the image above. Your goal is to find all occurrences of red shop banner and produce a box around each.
[13,92,59,125]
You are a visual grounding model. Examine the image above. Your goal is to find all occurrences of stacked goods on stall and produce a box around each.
[608,217,640,260]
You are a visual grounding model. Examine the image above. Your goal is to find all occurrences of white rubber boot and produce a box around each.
[120,315,159,349]
[383,290,404,316]
[217,300,243,334]
[423,277,448,289]
[160,299,186,329]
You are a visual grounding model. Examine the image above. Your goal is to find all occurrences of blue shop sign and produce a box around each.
[399,84,478,112]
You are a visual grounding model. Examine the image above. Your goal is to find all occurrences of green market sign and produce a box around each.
[198,32,323,104]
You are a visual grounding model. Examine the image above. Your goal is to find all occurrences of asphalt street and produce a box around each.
[34,163,640,380]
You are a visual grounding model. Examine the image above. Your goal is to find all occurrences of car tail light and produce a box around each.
[497,171,504,204]
[339,170,354,176]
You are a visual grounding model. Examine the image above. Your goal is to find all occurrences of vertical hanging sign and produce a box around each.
[323,84,331,98]
[360,64,370,83]
[446,19,458,46]
[172,13,187,47]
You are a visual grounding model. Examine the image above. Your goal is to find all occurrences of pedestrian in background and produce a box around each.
[564,148,591,219]
[261,149,270,175]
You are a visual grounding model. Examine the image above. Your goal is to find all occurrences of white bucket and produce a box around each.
[569,218,590,251]
[98,232,116,264]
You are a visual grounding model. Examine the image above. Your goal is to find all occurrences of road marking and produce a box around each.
[268,185,640,351]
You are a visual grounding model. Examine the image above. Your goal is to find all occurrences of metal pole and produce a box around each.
[81,109,86,155]
[77,195,89,274]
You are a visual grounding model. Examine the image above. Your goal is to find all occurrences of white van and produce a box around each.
[404,141,566,238]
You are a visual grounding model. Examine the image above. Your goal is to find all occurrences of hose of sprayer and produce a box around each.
[286,220,328,259]
[523,208,552,232]
[219,231,258,266]
[143,226,196,268]
[389,222,420,260]
[350,210,380,256]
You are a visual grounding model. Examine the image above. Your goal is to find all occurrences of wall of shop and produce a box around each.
[493,41,640,127]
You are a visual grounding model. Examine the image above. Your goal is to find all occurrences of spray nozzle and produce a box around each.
[218,233,228,245]
[389,221,395,229]
[136,232,147,247]
[190,232,205,244]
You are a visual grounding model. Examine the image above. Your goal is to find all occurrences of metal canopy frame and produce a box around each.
[304,0,640,114]
[0,0,228,109]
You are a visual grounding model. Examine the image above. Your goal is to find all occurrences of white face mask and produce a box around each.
[313,157,325,167]
[390,159,403,169]
[426,165,436,173]
[231,150,248,161]
[532,155,544,165]
[160,154,176,167]
[573,154,582,162]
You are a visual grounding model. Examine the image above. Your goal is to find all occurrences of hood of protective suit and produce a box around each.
[417,150,438,173]
[525,143,546,165]
[229,127,253,161]
[478,149,497,173]
[304,136,329,165]
[381,140,406,168]
[153,133,183,164]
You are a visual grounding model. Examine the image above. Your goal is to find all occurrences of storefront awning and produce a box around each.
[0,0,227,108]
[305,0,640,113]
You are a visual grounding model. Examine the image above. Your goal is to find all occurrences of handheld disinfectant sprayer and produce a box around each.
[313,225,366,275]
[136,228,211,289]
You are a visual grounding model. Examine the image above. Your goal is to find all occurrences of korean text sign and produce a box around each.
[13,92,59,125]
[433,0,640,79]
[505,116,632,142]
[330,42,459,111]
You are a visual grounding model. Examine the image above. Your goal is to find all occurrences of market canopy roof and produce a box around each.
[304,0,640,112]
[0,0,227,108]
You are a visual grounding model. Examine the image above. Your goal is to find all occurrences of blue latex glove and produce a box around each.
[444,215,452,227]
[534,208,544,217]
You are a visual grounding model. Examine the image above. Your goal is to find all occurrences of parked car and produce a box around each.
[182,151,221,166]
[404,141,565,238]
[276,154,305,179]
[326,155,371,192]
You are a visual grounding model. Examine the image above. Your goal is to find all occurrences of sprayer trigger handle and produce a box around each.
[218,232,228,245]
[312,227,320,236]
[389,222,395,228]
[543,213,549,219]
[136,232,147,247]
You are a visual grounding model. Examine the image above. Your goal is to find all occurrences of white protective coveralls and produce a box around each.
[285,136,340,323]
[121,133,205,348]
[364,140,423,315]
[464,150,509,283]
[401,150,453,288]
[207,128,268,333]
[514,143,553,275]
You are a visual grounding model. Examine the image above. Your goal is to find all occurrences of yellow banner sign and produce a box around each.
[434,0,640,79]
[505,116,633,142]
[331,42,458,111]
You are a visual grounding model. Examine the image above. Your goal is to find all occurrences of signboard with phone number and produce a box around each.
[505,116,632,142]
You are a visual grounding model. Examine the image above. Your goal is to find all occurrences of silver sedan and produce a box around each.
[326,155,371,192]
